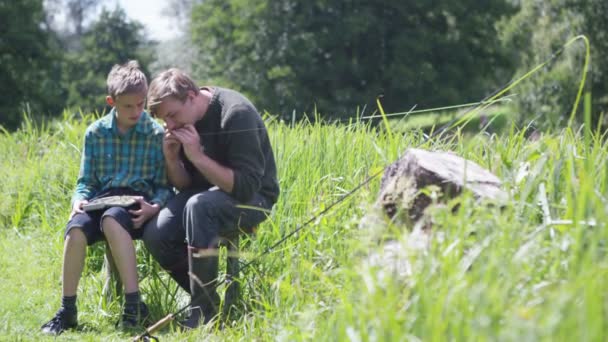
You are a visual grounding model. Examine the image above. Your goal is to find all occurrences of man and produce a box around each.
[143,68,280,329]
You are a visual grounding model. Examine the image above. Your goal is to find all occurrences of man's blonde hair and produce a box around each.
[106,60,148,99]
[147,68,199,116]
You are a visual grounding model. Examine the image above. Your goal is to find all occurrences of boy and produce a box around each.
[41,60,172,335]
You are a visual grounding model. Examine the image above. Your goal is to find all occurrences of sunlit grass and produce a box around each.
[0,112,606,341]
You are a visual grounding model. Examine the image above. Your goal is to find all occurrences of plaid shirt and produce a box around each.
[72,110,172,206]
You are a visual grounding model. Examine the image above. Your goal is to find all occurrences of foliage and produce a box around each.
[1,113,608,340]
[499,0,608,129]
[0,0,64,129]
[190,0,517,120]
[62,7,154,112]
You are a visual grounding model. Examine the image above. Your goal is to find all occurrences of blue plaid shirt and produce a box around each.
[72,110,172,206]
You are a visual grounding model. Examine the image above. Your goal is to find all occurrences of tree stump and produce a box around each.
[378,148,507,227]
[359,148,507,281]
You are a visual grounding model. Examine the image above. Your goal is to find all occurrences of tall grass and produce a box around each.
[0,112,606,341]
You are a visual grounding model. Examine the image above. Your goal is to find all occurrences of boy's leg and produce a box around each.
[100,207,149,328]
[62,228,87,296]
[102,216,138,293]
[42,213,103,335]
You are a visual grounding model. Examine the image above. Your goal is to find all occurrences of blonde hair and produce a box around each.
[147,68,199,116]
[106,60,148,99]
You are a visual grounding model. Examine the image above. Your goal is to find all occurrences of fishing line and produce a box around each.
[133,35,590,341]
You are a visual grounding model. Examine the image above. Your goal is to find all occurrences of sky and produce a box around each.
[110,0,179,41]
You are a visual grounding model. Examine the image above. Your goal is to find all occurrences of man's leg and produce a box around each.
[142,190,199,293]
[181,189,271,328]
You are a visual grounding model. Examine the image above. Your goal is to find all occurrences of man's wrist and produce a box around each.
[187,146,206,164]
[165,154,181,163]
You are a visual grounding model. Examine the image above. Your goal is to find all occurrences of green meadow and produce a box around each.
[0,111,606,341]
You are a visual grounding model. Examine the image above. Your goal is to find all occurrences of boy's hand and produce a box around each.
[172,125,202,161]
[129,197,160,229]
[70,200,89,219]
[163,130,182,161]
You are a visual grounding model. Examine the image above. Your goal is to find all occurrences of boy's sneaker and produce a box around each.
[121,301,150,329]
[41,308,78,335]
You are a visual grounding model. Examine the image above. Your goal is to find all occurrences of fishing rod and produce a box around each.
[133,35,590,341]
[359,95,517,120]
[131,96,501,342]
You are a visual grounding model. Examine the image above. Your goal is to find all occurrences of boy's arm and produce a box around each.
[71,131,99,205]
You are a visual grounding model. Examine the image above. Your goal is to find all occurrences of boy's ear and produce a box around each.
[105,96,115,107]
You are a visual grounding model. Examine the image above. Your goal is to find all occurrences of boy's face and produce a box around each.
[154,91,199,131]
[106,92,146,128]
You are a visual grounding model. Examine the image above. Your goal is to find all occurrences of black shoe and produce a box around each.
[41,308,78,335]
[178,306,217,330]
[121,301,150,329]
[179,306,203,330]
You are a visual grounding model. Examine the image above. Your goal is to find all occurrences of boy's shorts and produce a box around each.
[65,188,148,246]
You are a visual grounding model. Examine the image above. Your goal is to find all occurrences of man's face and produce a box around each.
[109,92,146,128]
[155,93,198,131]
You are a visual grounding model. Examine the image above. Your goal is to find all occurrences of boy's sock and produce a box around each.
[125,291,141,306]
[61,295,77,313]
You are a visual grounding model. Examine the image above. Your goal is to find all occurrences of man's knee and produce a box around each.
[142,220,186,267]
[184,191,229,216]
[142,222,167,251]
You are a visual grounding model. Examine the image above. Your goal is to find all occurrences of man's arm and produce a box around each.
[187,149,234,192]
[150,140,174,206]
[173,107,265,203]
[163,130,192,190]
[172,125,234,192]
[166,158,192,190]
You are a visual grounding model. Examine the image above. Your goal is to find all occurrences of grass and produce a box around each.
[0,111,607,341]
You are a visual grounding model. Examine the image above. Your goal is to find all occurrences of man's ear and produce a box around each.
[187,90,198,101]
[106,96,115,107]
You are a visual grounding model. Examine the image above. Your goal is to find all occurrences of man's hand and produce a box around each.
[163,129,182,161]
[129,197,161,229]
[70,199,89,219]
[172,125,202,161]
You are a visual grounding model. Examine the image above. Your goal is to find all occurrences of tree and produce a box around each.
[43,0,106,51]
[149,0,202,75]
[67,0,101,36]
[0,0,64,130]
[190,0,516,120]
[500,0,608,129]
[574,0,608,121]
[63,6,154,112]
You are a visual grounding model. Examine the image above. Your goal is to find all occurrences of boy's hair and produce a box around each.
[147,68,199,116]
[106,60,148,99]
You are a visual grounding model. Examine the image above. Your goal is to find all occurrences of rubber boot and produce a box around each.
[179,246,220,329]
[166,257,191,294]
